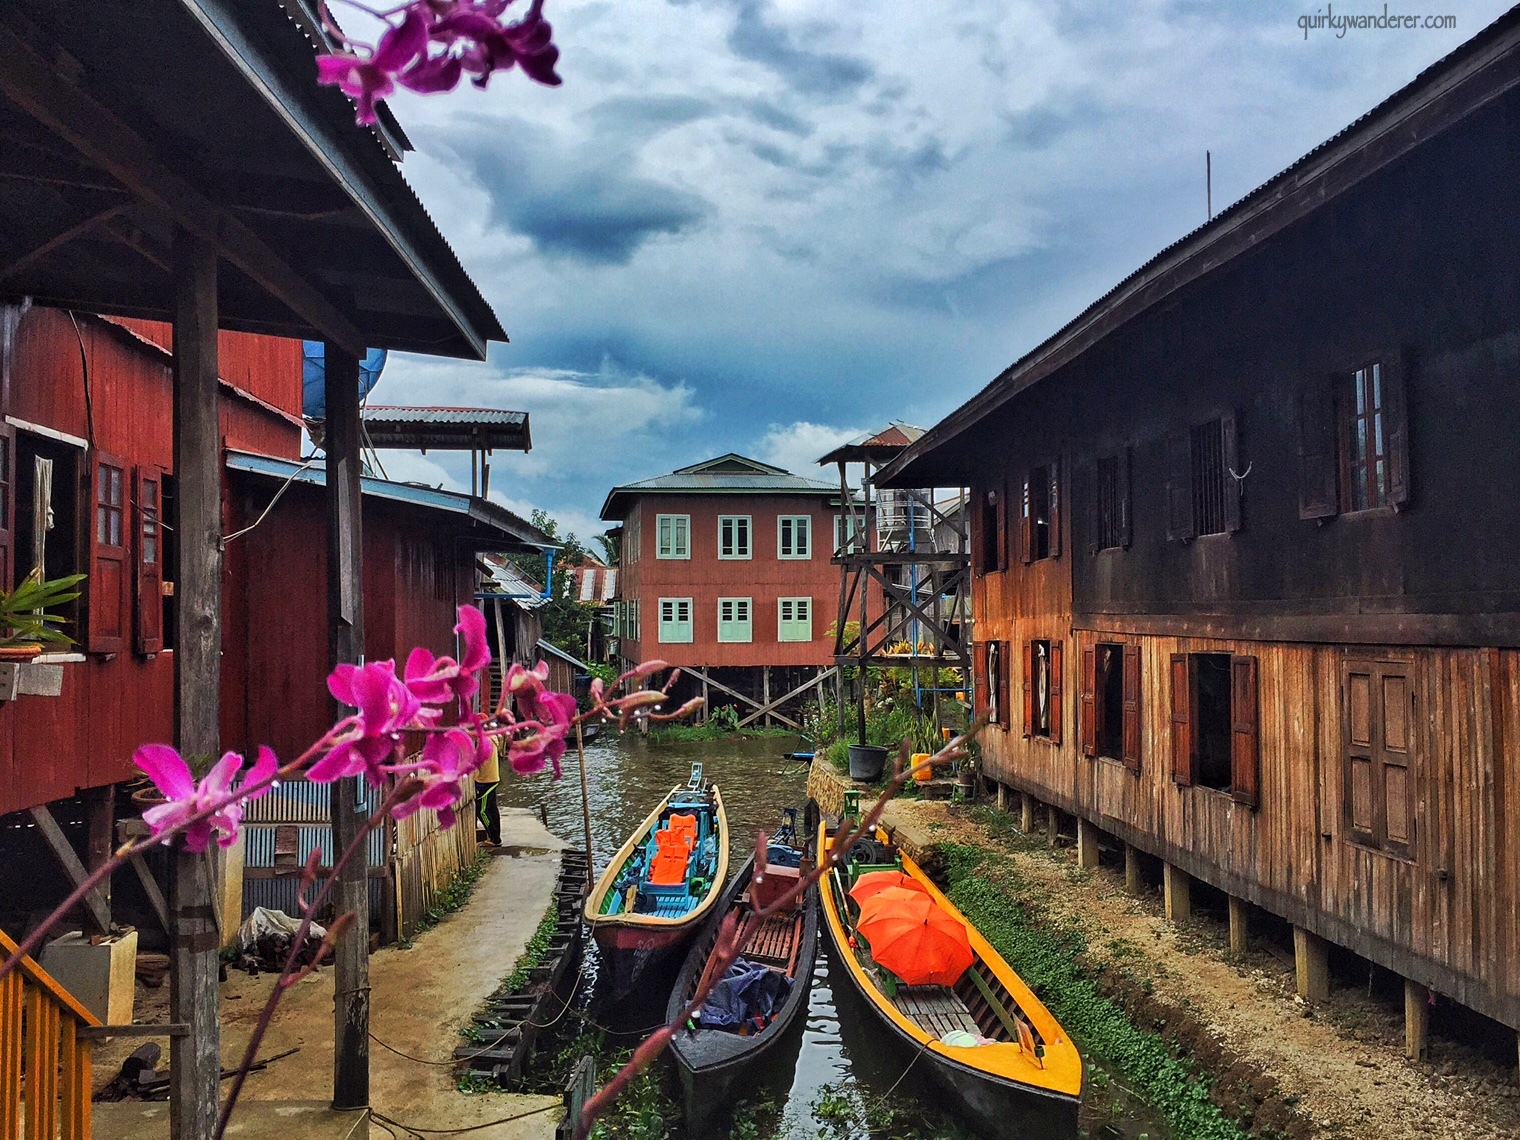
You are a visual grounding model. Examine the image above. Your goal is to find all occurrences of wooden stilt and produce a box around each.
[1019,792,1034,834]
[1404,979,1429,1060]
[762,665,771,728]
[1124,845,1143,896]
[1047,805,1060,849]
[701,675,710,724]
[170,229,221,1140]
[1076,818,1099,870]
[1163,863,1191,922]
[1228,895,1249,954]
[324,343,370,1110]
[1294,926,1330,1002]
[995,782,1007,812]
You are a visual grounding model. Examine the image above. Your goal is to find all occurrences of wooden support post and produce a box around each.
[1124,845,1143,896]
[1076,818,1100,870]
[324,343,369,1110]
[1163,862,1191,923]
[1019,792,1034,834]
[1228,895,1249,955]
[1047,805,1060,849]
[28,806,111,934]
[762,666,771,728]
[995,782,1007,812]
[1294,926,1330,1003]
[170,230,221,1140]
[1404,980,1429,1061]
[85,785,115,919]
[701,675,710,724]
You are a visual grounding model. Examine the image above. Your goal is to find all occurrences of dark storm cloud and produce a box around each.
[727,0,873,96]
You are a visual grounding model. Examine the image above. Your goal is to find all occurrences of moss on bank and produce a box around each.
[939,841,1301,1140]
[646,723,795,743]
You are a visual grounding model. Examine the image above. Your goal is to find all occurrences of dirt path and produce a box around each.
[885,797,1520,1140]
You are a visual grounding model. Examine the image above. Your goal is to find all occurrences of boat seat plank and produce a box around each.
[746,913,797,964]
[891,985,981,1040]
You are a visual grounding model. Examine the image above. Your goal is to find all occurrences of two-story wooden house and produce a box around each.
[880,9,1520,1065]
[602,455,843,727]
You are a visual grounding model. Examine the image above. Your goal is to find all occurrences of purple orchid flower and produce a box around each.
[309,660,419,784]
[135,744,278,853]
[393,728,478,829]
[315,3,430,125]
[504,722,569,777]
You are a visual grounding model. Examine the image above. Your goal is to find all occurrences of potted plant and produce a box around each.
[0,572,86,660]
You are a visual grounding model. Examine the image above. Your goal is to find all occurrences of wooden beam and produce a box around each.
[1405,979,1429,1060]
[27,806,111,933]
[0,206,129,281]
[170,229,222,1140]
[736,667,834,729]
[1019,793,1034,835]
[1228,896,1249,955]
[680,664,801,728]
[1124,844,1143,896]
[0,24,367,358]
[129,853,171,934]
[1076,818,1100,870]
[324,344,370,1110]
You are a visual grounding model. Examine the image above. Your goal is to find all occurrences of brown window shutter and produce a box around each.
[1019,476,1033,565]
[1221,412,1242,533]
[1344,663,1376,844]
[995,484,1008,572]
[0,423,14,589]
[1048,639,1063,745]
[1377,667,1413,857]
[87,450,130,654]
[1170,652,1193,785]
[1298,377,1339,520]
[1117,446,1132,548]
[1230,655,1260,808]
[1165,430,1194,541]
[134,464,165,655]
[1383,352,1410,507]
[1122,643,1142,772]
[973,642,989,721]
[1048,461,1061,558]
[1080,646,1097,757]
[1022,640,1034,737]
[997,642,1011,729]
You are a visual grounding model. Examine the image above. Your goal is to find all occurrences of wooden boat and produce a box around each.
[816,795,1082,1140]
[667,809,819,1134]
[584,763,728,999]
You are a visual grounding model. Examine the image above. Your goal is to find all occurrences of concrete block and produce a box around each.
[39,929,137,1024]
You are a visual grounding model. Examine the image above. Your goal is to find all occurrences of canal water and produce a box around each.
[500,730,1164,1139]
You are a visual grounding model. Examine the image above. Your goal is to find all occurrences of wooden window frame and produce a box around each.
[0,424,13,589]
[1081,640,1140,771]
[1168,414,1240,540]
[1169,651,1259,807]
[718,515,752,560]
[657,596,692,643]
[976,485,1008,576]
[655,514,690,560]
[1019,461,1061,564]
[777,596,813,642]
[777,515,812,560]
[134,463,165,655]
[1342,657,1414,859]
[87,450,130,654]
[717,597,752,643]
[1022,638,1062,743]
[1090,449,1131,553]
[1299,353,1409,521]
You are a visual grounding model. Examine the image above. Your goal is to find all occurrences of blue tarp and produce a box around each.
[301,341,388,419]
[697,959,791,1029]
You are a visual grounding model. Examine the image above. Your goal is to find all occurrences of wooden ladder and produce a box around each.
[0,928,100,1140]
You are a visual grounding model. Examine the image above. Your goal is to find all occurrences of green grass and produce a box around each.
[939,843,1254,1140]
[500,905,559,995]
[646,722,796,743]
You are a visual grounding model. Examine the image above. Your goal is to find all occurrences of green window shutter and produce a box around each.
[659,597,692,643]
[778,597,812,642]
[718,597,752,642]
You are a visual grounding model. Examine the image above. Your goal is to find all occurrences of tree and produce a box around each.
[512,509,600,658]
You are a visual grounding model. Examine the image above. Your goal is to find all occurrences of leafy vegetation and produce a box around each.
[500,905,559,995]
[0,572,86,648]
[414,848,491,935]
[939,843,1254,1140]
[508,509,604,660]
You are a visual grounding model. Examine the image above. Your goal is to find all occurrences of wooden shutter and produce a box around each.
[1221,412,1241,533]
[1170,652,1193,785]
[1048,461,1061,558]
[0,424,14,589]
[1230,655,1260,808]
[1383,353,1410,507]
[1122,643,1142,772]
[1048,640,1064,745]
[973,642,989,722]
[87,450,130,654]
[1022,640,1033,737]
[1378,668,1413,857]
[1165,430,1194,541]
[996,642,1011,730]
[1117,446,1132,548]
[1019,475,1033,564]
[1344,663,1377,844]
[973,490,987,575]
[995,484,1008,572]
[1298,377,1339,520]
[1080,646,1097,757]
[134,464,164,655]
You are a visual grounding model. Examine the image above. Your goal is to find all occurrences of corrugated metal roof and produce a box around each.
[535,638,588,671]
[479,556,550,608]
[363,406,528,426]
[601,454,837,519]
[225,450,553,549]
[816,421,928,465]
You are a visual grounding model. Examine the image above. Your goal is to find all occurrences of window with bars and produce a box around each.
[1341,363,1390,512]
[1093,451,1130,551]
[1167,414,1240,540]
[777,596,812,641]
[719,515,751,559]
[656,514,690,559]
[778,516,811,559]
[717,597,752,642]
[658,597,692,642]
[1191,420,1229,536]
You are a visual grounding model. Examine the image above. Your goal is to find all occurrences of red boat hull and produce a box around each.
[592,920,702,1000]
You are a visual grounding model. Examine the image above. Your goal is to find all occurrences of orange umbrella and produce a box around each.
[855,886,974,987]
[849,869,927,906]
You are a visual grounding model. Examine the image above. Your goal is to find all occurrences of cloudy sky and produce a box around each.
[368,0,1511,542]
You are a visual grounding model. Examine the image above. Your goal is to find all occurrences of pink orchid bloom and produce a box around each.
[429,0,561,90]
[451,604,491,701]
[393,728,477,830]
[312,660,420,784]
[136,745,278,853]
[505,721,568,778]
[315,3,430,125]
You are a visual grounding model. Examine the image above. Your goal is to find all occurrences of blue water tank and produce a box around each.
[301,341,388,419]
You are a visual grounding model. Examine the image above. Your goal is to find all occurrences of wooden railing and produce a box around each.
[0,928,99,1140]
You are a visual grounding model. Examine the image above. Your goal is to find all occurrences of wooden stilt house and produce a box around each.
[880,9,1520,1064]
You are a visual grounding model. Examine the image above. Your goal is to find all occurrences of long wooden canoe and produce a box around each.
[816,815,1082,1139]
[585,771,728,1000]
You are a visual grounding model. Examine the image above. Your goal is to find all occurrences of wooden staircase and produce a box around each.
[1,928,100,1140]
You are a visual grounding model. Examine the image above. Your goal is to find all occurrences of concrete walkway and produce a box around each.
[98,809,568,1140]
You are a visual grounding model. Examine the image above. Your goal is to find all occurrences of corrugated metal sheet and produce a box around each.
[364,406,526,426]
[243,824,387,869]
[245,778,382,823]
[242,876,384,922]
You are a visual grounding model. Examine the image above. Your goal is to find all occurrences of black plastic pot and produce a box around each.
[848,744,889,782]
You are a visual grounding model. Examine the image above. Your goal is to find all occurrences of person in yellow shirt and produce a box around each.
[475,734,502,847]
